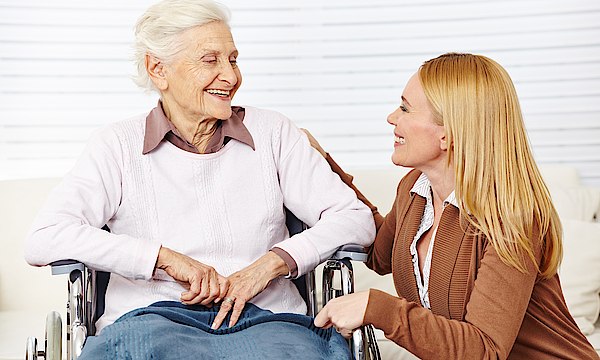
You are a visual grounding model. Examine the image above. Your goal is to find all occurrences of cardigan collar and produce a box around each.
[393,170,474,321]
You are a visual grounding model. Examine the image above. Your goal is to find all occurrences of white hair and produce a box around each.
[130,0,231,95]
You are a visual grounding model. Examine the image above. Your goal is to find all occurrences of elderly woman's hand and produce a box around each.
[156,247,229,306]
[313,290,370,338]
[211,251,289,329]
[301,128,327,158]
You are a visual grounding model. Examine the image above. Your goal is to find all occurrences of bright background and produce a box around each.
[1,0,600,187]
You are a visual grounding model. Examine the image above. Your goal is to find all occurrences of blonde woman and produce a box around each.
[310,53,599,359]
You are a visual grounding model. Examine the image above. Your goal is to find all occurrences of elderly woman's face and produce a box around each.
[161,21,241,122]
[387,72,446,171]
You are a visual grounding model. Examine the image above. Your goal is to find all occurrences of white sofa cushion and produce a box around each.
[549,186,600,222]
[539,164,581,188]
[0,178,67,360]
[559,219,600,335]
[0,178,65,313]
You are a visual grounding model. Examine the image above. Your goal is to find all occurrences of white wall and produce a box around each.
[1,0,600,187]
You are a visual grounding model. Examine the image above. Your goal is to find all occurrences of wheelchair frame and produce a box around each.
[26,213,380,360]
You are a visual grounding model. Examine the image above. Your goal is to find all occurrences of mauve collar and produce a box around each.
[142,101,254,155]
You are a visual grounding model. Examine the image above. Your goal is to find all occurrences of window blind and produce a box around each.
[1,0,599,187]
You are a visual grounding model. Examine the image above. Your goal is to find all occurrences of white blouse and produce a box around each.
[409,173,458,309]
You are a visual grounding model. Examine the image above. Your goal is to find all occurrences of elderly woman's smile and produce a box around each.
[153,21,242,134]
[24,2,376,358]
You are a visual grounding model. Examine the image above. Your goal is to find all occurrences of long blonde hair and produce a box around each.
[419,53,562,278]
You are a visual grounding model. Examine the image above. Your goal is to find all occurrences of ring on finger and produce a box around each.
[223,297,235,305]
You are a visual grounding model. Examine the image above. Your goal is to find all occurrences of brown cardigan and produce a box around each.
[327,156,598,360]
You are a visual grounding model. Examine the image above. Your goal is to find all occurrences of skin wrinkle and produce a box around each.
[192,119,219,153]
[153,21,241,153]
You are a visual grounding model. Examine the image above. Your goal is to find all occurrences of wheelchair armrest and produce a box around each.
[50,259,96,357]
[331,244,367,262]
[50,260,86,275]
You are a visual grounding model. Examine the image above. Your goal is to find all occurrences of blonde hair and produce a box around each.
[130,0,231,95]
[419,53,562,278]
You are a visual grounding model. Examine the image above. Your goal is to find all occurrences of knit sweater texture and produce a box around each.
[362,169,598,359]
[24,106,375,333]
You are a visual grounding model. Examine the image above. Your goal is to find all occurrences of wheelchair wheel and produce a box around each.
[365,325,381,360]
[25,336,38,360]
[45,311,62,360]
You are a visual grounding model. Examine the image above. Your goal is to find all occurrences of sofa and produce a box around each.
[1,164,599,359]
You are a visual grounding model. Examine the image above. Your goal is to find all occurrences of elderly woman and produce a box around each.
[24,0,374,358]
[310,53,599,359]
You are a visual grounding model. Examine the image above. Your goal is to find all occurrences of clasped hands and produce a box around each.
[155,247,289,330]
[156,247,370,337]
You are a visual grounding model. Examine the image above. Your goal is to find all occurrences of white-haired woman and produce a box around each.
[24,0,374,358]
[309,53,599,359]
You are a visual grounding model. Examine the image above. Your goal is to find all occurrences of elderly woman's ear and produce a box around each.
[145,54,168,91]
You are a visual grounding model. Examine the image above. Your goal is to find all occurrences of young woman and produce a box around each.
[311,53,599,359]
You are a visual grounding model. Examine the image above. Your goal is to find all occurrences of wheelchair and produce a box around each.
[26,212,380,360]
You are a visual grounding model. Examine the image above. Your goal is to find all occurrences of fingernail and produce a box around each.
[211,323,218,330]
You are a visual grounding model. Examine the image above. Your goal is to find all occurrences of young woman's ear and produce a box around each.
[440,133,448,151]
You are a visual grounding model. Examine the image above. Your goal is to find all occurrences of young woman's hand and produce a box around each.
[301,128,327,158]
[313,290,370,338]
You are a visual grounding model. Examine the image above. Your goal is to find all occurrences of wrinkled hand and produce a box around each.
[313,291,370,338]
[300,128,327,158]
[155,247,229,306]
[211,251,289,329]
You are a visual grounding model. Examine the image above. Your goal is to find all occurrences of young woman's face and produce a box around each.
[387,72,447,171]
